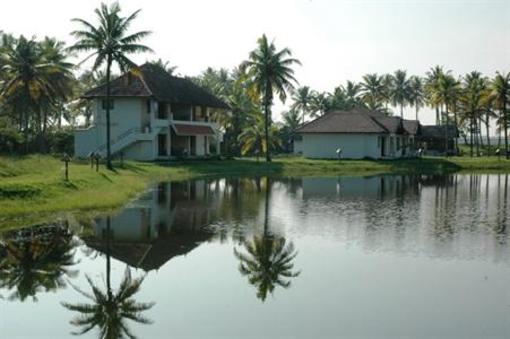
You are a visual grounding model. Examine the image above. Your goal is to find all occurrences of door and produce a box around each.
[190,136,196,156]
[158,134,167,156]
[381,137,386,157]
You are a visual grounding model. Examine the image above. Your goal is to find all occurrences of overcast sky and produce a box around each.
[1,0,509,125]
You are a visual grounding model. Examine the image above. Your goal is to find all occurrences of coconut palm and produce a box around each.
[432,73,461,155]
[69,2,152,169]
[242,34,301,162]
[360,73,386,111]
[389,69,410,118]
[0,35,72,151]
[460,71,487,157]
[310,91,331,117]
[489,72,510,159]
[291,86,313,124]
[408,76,425,121]
[234,178,300,301]
[344,80,362,108]
[426,66,448,125]
[148,58,178,75]
[238,113,280,161]
[62,218,154,338]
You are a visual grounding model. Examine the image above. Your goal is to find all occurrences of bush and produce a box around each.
[47,129,74,155]
[0,126,23,154]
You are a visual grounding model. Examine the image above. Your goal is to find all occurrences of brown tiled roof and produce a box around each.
[172,124,215,136]
[403,120,420,135]
[297,109,416,135]
[83,63,229,109]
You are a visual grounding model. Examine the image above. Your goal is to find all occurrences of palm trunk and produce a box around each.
[444,105,449,157]
[435,106,440,125]
[485,112,491,155]
[475,118,480,157]
[470,115,474,157]
[264,82,271,163]
[503,97,509,159]
[415,106,419,121]
[106,55,113,169]
[400,104,403,119]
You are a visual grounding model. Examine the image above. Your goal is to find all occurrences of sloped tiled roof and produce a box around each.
[297,109,415,135]
[403,120,420,135]
[84,63,229,109]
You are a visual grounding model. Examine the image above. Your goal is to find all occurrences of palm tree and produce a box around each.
[426,66,447,125]
[238,113,280,161]
[389,69,410,118]
[148,58,178,75]
[309,91,331,117]
[408,76,425,121]
[433,73,461,155]
[62,218,154,338]
[234,178,300,301]
[344,80,362,108]
[489,72,510,159]
[242,34,301,162]
[280,109,302,152]
[69,2,152,169]
[0,36,70,152]
[460,71,486,157]
[360,73,386,111]
[291,86,313,124]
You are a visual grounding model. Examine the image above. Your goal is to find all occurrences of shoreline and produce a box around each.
[1,155,509,229]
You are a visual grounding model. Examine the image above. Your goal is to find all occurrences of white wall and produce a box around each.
[301,133,382,159]
[75,98,144,157]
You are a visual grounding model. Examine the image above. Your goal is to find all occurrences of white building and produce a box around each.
[74,63,229,161]
[295,109,419,159]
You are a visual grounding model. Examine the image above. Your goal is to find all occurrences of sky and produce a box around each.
[1,0,509,126]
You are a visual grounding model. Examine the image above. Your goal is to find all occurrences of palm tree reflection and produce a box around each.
[234,177,300,301]
[62,217,154,338]
[0,224,78,301]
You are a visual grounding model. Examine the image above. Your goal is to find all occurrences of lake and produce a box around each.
[1,174,509,339]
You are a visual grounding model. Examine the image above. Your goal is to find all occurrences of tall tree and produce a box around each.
[69,2,152,169]
[310,91,331,117]
[460,71,486,157]
[242,34,300,162]
[0,35,72,152]
[360,73,386,111]
[433,73,460,155]
[389,69,410,118]
[344,80,362,108]
[291,86,313,124]
[425,66,447,125]
[408,76,425,121]
[489,72,510,159]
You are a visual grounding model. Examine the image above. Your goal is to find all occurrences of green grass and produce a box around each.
[0,154,509,229]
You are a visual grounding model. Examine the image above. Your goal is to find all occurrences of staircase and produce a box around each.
[94,127,162,157]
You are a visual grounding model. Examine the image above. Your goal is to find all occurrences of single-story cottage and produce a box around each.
[294,108,420,159]
[74,63,229,161]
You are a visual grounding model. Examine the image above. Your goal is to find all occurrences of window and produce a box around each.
[102,99,114,110]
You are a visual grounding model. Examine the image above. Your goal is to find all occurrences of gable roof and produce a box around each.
[296,109,414,135]
[83,63,229,109]
[403,120,420,135]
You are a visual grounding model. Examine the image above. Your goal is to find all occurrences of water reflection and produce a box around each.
[234,178,300,301]
[63,217,154,338]
[0,223,77,301]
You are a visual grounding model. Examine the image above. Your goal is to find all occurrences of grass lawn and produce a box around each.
[1,154,509,229]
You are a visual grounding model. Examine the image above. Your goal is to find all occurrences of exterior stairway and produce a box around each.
[93,127,162,157]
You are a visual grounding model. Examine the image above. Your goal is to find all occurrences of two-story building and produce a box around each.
[74,63,229,160]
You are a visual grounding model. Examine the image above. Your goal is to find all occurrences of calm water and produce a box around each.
[1,174,509,339]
